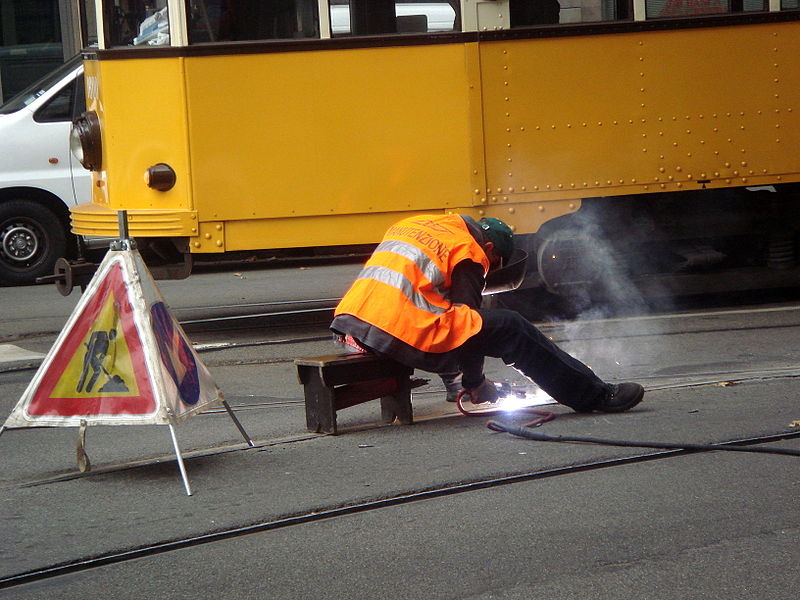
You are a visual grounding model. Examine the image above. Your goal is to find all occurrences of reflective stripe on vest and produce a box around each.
[356,265,446,315]
[372,238,448,293]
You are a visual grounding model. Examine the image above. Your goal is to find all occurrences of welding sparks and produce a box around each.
[497,386,555,412]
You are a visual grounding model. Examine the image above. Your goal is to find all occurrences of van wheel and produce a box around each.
[0,199,67,286]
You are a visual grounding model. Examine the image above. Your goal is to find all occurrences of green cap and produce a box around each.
[478,217,514,264]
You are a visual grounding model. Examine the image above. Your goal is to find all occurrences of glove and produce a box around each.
[462,377,500,405]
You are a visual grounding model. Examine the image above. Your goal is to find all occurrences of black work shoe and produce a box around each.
[597,383,644,413]
[441,372,463,402]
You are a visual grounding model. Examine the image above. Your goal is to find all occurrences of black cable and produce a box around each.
[487,421,800,457]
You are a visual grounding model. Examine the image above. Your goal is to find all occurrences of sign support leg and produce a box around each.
[76,420,91,472]
[168,424,193,496]
[222,400,254,447]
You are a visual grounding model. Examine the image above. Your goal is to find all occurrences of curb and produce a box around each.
[0,345,45,374]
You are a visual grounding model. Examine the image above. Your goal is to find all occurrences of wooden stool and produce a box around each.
[295,353,415,434]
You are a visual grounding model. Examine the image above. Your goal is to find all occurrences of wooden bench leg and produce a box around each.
[380,375,413,425]
[301,368,337,434]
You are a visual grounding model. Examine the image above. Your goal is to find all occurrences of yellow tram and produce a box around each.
[69,0,800,297]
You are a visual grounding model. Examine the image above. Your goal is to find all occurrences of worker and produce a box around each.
[331,214,644,412]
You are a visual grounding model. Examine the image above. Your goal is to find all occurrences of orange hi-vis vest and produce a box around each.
[334,215,490,353]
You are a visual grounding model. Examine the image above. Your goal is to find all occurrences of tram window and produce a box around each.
[645,0,731,17]
[105,0,170,47]
[781,0,799,7]
[79,0,99,47]
[187,1,320,43]
[510,0,629,25]
[330,1,459,37]
[646,0,772,15]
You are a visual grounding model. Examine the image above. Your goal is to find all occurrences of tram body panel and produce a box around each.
[480,21,800,203]
[94,58,193,215]
[628,22,800,185]
[74,58,198,238]
[183,43,481,245]
[481,32,645,202]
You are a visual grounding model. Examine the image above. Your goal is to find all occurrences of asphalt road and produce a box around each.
[0,266,798,598]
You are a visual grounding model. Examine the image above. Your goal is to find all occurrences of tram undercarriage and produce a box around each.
[522,185,800,303]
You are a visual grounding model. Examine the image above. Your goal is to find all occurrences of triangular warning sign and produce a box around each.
[4,249,223,428]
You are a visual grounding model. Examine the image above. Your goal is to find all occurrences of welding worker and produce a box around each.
[331,214,644,412]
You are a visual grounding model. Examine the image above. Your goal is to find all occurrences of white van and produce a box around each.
[330,2,456,34]
[0,55,90,286]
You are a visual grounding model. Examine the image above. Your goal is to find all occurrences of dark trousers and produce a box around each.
[456,309,607,412]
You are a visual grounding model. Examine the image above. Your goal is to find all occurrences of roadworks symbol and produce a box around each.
[72,294,134,396]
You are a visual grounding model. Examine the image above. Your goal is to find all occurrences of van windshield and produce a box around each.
[0,55,82,115]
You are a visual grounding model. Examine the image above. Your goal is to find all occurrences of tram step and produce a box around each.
[295,353,415,435]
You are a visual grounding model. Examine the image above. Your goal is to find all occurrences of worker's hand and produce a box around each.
[462,377,500,405]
